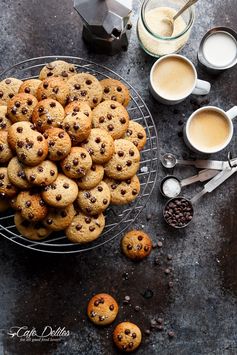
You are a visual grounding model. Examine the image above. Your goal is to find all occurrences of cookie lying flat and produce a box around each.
[123,121,147,151]
[42,173,78,208]
[43,128,71,161]
[37,77,70,106]
[113,322,142,352]
[43,204,76,231]
[24,160,58,186]
[14,213,52,241]
[19,79,42,96]
[0,78,23,106]
[39,60,76,81]
[0,105,11,131]
[0,167,18,197]
[32,99,65,133]
[66,211,105,243]
[92,100,129,139]
[60,147,92,179]
[81,128,115,164]
[7,157,31,190]
[77,164,104,190]
[7,93,38,123]
[100,78,130,107]
[63,111,92,144]
[7,121,36,151]
[87,293,119,326]
[77,181,110,216]
[0,131,13,164]
[67,73,103,108]
[104,139,140,180]
[121,230,152,261]
[16,191,48,222]
[104,175,140,205]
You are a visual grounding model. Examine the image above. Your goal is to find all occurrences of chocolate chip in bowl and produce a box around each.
[163,197,194,229]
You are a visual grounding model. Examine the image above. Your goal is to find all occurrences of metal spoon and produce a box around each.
[162,0,199,37]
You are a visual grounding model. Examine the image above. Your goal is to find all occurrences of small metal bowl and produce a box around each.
[160,175,182,198]
[163,196,194,229]
[198,27,237,74]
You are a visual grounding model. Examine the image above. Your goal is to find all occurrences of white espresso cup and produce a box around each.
[149,54,211,105]
[184,106,237,154]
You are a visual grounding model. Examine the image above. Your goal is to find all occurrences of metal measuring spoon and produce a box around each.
[160,169,220,198]
[163,166,237,228]
[161,153,237,170]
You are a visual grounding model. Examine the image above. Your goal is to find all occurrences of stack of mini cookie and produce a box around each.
[0,60,147,243]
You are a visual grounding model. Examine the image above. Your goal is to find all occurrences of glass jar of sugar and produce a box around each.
[137,0,195,57]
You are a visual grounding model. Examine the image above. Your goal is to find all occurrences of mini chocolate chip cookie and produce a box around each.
[14,212,52,241]
[32,99,65,132]
[64,101,92,118]
[19,79,42,96]
[104,175,140,205]
[37,77,70,106]
[77,164,104,190]
[0,131,13,164]
[100,78,130,107]
[92,100,129,139]
[0,167,18,197]
[77,181,110,216]
[24,160,58,186]
[42,173,78,208]
[7,157,31,190]
[43,127,71,161]
[81,128,115,164]
[0,197,10,212]
[39,60,76,81]
[16,191,48,222]
[63,111,92,144]
[121,230,152,261]
[65,211,105,243]
[0,105,11,131]
[60,147,92,179]
[0,78,23,106]
[113,322,142,352]
[104,139,140,180]
[7,122,36,151]
[87,293,119,326]
[43,204,76,231]
[67,73,103,108]
[7,93,38,123]
[123,121,147,151]
[15,132,48,167]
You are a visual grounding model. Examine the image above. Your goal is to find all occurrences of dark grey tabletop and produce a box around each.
[0,1,237,354]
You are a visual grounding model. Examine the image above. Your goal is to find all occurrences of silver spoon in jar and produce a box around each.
[162,0,199,37]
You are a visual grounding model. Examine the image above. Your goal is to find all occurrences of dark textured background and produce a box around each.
[0,0,237,354]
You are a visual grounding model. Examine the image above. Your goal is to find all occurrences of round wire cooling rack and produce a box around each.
[0,56,159,254]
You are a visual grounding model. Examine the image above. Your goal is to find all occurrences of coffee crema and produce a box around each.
[188,110,230,151]
[152,57,195,100]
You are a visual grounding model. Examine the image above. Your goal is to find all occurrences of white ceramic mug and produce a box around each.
[149,54,211,105]
[184,106,237,154]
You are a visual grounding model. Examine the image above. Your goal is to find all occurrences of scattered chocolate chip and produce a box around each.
[142,289,153,299]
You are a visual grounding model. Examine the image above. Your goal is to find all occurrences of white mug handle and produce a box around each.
[192,79,211,96]
[226,106,237,120]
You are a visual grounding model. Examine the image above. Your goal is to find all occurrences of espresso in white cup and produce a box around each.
[184,106,237,154]
[150,54,211,105]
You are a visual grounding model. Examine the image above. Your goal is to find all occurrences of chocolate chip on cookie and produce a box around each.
[14,212,52,241]
[77,164,104,190]
[121,230,152,261]
[60,147,92,179]
[0,78,23,106]
[67,73,103,108]
[123,121,147,151]
[100,78,130,107]
[16,191,48,222]
[39,60,76,81]
[19,79,42,97]
[65,211,105,243]
[87,293,119,326]
[81,128,115,164]
[104,139,140,180]
[104,175,140,205]
[37,77,70,106]
[92,100,129,139]
[24,160,58,186]
[43,204,76,231]
[42,173,78,208]
[32,99,65,132]
[77,181,111,216]
[7,93,38,123]
[44,127,71,161]
[113,322,142,352]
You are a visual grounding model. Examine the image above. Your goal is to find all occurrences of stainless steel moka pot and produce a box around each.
[74,0,133,55]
